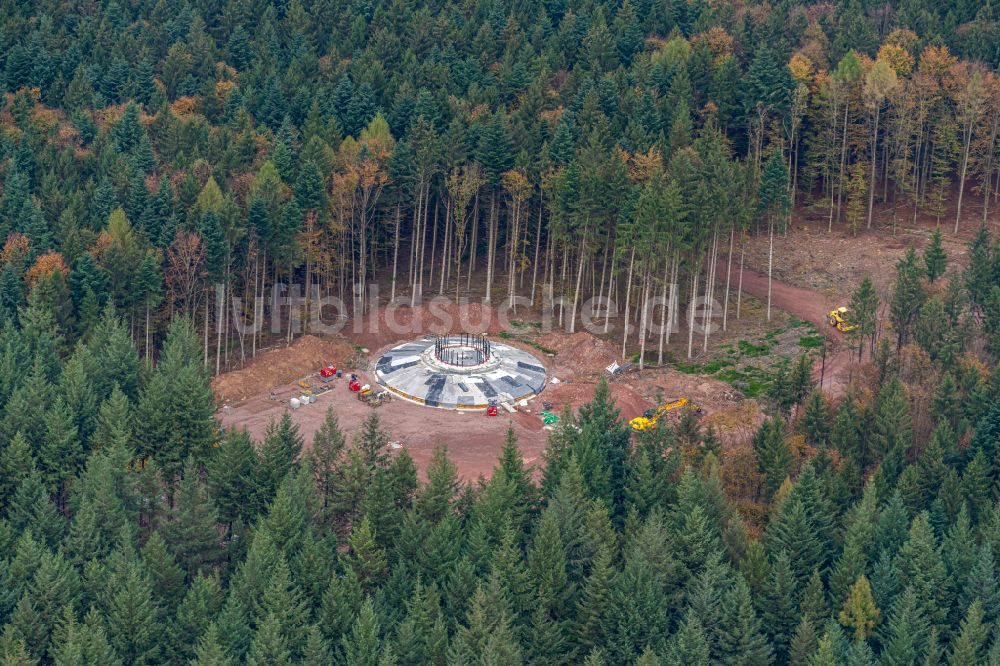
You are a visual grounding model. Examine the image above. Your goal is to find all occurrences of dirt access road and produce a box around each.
[717,261,852,395]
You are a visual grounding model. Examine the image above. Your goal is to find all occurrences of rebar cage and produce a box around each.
[433,333,491,367]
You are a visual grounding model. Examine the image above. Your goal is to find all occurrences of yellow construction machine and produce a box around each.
[630,397,695,432]
[827,306,856,332]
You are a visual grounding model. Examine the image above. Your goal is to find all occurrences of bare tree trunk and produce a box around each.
[955,118,974,234]
[665,254,678,345]
[766,219,774,321]
[203,297,209,368]
[836,102,850,227]
[657,252,670,365]
[723,226,734,331]
[603,248,617,334]
[687,267,699,359]
[391,203,401,301]
[215,282,223,376]
[485,191,496,305]
[638,269,651,370]
[703,227,718,352]
[467,191,479,292]
[530,199,542,305]
[866,105,881,229]
[440,202,451,295]
[569,233,586,333]
[507,196,519,309]
[737,233,745,319]
[621,246,635,357]
[429,197,439,287]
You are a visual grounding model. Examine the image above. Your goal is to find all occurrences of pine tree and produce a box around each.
[319,568,363,645]
[309,408,346,518]
[664,612,710,666]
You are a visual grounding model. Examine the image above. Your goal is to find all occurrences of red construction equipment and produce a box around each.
[486,399,499,417]
[320,366,337,382]
[348,375,361,392]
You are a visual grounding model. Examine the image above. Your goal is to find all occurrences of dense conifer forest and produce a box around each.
[0,0,999,663]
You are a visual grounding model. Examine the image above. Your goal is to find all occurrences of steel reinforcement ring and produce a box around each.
[433,333,491,367]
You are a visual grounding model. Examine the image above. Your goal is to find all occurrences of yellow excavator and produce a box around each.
[827,306,856,332]
[630,397,696,432]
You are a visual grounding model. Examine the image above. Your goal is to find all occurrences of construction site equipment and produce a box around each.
[357,386,388,407]
[629,397,693,432]
[348,376,361,392]
[827,307,856,332]
[320,366,338,382]
[290,397,301,409]
[486,399,499,417]
[541,411,559,425]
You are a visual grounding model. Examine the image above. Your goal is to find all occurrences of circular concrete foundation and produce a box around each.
[374,336,547,409]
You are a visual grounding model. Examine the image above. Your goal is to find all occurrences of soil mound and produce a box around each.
[213,335,356,404]
[538,331,620,379]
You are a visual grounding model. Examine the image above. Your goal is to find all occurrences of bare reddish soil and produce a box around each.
[212,335,357,404]
[217,317,760,480]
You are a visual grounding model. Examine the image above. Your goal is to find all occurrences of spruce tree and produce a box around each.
[259,412,304,497]
[161,458,222,577]
[894,513,952,632]
[948,600,989,666]
[890,247,927,349]
[715,578,773,666]
[190,623,234,666]
[763,550,799,659]
[924,227,948,282]
[801,392,831,447]
[208,428,264,530]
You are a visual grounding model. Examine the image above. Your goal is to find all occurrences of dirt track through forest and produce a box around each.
[716,260,853,395]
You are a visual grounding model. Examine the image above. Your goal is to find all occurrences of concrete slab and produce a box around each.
[374,336,547,410]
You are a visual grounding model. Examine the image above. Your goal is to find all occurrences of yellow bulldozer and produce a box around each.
[630,397,698,432]
[827,306,856,332]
